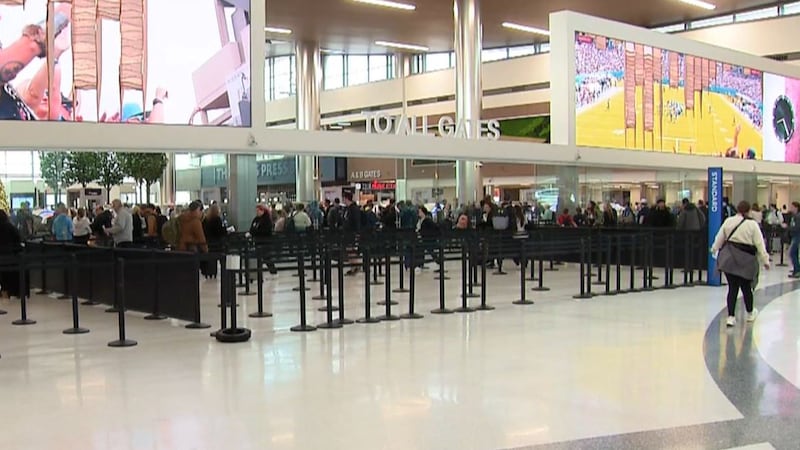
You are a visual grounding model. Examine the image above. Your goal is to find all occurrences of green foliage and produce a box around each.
[499,116,551,142]
[97,153,125,203]
[0,179,9,213]
[65,152,101,187]
[120,153,167,200]
[39,151,71,191]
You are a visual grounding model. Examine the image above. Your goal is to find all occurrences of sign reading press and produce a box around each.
[364,113,501,140]
[707,167,723,287]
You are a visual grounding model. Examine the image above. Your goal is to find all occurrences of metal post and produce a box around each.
[357,243,381,323]
[318,243,343,329]
[401,238,424,319]
[12,253,35,325]
[514,241,533,305]
[250,253,272,318]
[456,240,477,311]
[63,253,89,334]
[476,238,494,311]
[108,258,137,347]
[431,242,453,314]
[291,245,316,331]
[145,250,167,320]
[336,244,354,325]
[378,242,400,320]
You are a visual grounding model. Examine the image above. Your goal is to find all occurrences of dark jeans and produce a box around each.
[725,273,754,317]
[791,237,800,274]
[73,235,90,245]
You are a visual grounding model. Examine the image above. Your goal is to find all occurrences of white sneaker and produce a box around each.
[726,316,736,327]
[747,308,759,323]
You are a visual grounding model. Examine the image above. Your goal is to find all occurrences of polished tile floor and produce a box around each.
[0,259,798,450]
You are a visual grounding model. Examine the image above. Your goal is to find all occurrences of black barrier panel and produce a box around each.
[25,242,202,323]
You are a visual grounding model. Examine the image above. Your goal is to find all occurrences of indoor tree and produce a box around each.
[65,152,101,189]
[96,153,125,204]
[120,153,167,203]
[0,178,9,213]
[39,151,72,205]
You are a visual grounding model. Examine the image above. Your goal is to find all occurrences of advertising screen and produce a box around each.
[575,32,763,160]
[763,73,800,163]
[0,0,251,126]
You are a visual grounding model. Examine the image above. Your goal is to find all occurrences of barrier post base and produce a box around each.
[63,327,90,335]
[454,306,476,313]
[601,291,619,297]
[35,290,49,295]
[105,307,120,313]
[290,324,317,332]
[12,319,36,325]
[144,314,168,321]
[492,271,508,276]
[311,294,327,300]
[291,287,311,292]
[317,305,339,312]
[377,300,399,306]
[333,318,355,325]
[80,300,99,306]
[377,314,401,321]
[513,300,534,306]
[356,317,382,324]
[531,287,551,292]
[392,288,410,293]
[317,321,344,329]
[108,339,138,347]
[400,312,424,319]
[464,293,480,298]
[0,309,6,315]
[572,293,593,300]
[642,286,656,292]
[215,327,252,342]
[248,311,273,318]
[476,304,496,311]
[430,308,453,314]
[238,291,257,297]
[185,322,211,329]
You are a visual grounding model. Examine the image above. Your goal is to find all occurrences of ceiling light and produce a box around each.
[264,26,292,35]
[677,0,716,10]
[502,22,550,36]
[375,40,429,52]
[353,0,415,11]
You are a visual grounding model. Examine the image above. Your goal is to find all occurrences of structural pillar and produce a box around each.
[227,154,258,232]
[732,172,758,204]
[295,41,322,203]
[161,153,176,206]
[454,0,482,206]
[394,52,413,203]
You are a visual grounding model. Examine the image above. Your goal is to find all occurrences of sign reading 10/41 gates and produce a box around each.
[363,112,501,140]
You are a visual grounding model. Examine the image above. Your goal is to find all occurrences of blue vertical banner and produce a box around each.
[707,167,723,286]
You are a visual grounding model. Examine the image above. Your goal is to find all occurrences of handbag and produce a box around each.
[716,218,759,280]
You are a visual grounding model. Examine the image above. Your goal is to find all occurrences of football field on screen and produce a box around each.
[576,84,762,158]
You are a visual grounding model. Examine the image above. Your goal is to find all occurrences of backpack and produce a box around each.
[162,217,181,248]
[285,213,296,233]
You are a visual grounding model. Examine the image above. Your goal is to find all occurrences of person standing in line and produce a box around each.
[72,207,91,245]
[648,199,674,228]
[342,192,362,276]
[711,201,770,327]
[0,210,25,299]
[52,204,73,242]
[105,199,133,248]
[177,201,208,253]
[750,203,764,225]
[783,201,800,278]
[697,199,709,220]
[677,198,705,231]
[291,203,312,233]
[91,205,113,245]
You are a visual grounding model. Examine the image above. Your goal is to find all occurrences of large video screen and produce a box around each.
[763,73,800,163]
[575,32,763,160]
[0,0,251,126]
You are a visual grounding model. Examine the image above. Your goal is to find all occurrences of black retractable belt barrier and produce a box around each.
[12,253,35,325]
[63,253,89,335]
[357,243,381,324]
[394,236,409,293]
[777,229,788,267]
[108,258,137,347]
[531,242,550,292]
[185,253,212,329]
[36,244,49,295]
[215,269,253,342]
[57,245,70,300]
[145,249,168,321]
[309,238,319,283]
[372,249,384,286]
[292,239,311,292]
[527,240,538,282]
[545,258,558,272]
[466,237,479,298]
[378,237,399,306]
[476,238,495,311]
[683,234,691,287]
[105,251,120,313]
[82,253,100,305]
[401,239,424,319]
[236,246,247,287]
[434,241,449,280]
[431,241,453,315]
[250,253,272,318]
[291,246,316,331]
[312,241,327,301]
[644,234,655,291]
[240,246,256,296]
[213,256,228,337]
[514,240,534,306]
[336,244,354,325]
[613,235,622,295]
[628,234,638,293]
[455,239,476,313]
[318,243,343,329]
[603,236,612,295]
[593,234,604,286]
[664,234,674,289]
[573,237,592,300]
[378,242,401,320]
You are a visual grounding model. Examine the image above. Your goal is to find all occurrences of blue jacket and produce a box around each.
[52,214,73,241]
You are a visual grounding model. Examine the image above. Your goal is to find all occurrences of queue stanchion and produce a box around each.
[664,234,674,289]
[63,253,89,335]
[400,239,424,319]
[36,245,49,295]
[145,249,168,320]
[309,238,319,283]
[776,232,788,267]
[394,237,409,293]
[431,241,453,315]
[612,235,622,295]
[477,237,495,311]
[250,253,273,318]
[81,258,99,305]
[378,242,401,320]
[466,236,479,298]
[544,258,558,272]
[291,245,317,332]
[603,237,612,295]
[371,248,384,286]
[292,238,311,292]
[644,234,655,291]
[215,269,253,342]
[312,240,328,301]
[108,258,137,347]
[57,246,70,300]
[531,244,550,292]
[573,238,592,300]
[12,253,35,325]
[514,241,534,306]
[593,234,605,286]
[628,235,638,293]
[357,242,381,324]
[688,232,698,285]
[213,256,228,337]
[455,240,477,312]
[318,243,343,329]
[185,253,212,329]
[527,242,538,282]
[335,243,354,325]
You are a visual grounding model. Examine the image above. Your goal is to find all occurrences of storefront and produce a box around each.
[347,158,398,204]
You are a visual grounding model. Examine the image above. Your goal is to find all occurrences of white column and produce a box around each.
[395,53,412,202]
[295,41,322,203]
[454,0,482,205]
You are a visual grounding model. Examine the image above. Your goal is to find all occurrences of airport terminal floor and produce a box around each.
[0,257,798,450]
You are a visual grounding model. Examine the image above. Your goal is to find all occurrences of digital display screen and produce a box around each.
[575,32,763,160]
[763,73,800,163]
[0,0,251,126]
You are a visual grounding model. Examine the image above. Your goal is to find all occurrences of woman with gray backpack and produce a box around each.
[711,201,770,328]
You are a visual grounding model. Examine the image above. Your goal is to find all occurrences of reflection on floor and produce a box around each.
[0,260,798,450]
